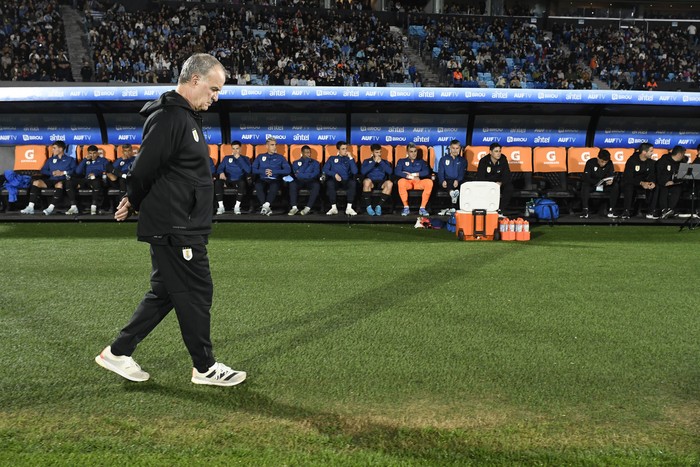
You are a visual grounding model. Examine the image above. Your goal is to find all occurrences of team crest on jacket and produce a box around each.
[635,165,640,172]
[192,128,199,142]
[445,159,450,166]
[487,166,492,173]
[182,247,193,261]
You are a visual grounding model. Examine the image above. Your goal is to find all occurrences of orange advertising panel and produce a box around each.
[78,144,116,162]
[608,148,635,172]
[116,144,140,158]
[393,145,432,167]
[684,149,698,162]
[324,144,358,162]
[501,146,533,172]
[360,144,394,165]
[255,143,288,159]
[567,147,598,173]
[14,145,47,171]
[290,144,323,164]
[220,143,253,158]
[533,147,567,172]
[208,145,219,165]
[465,146,489,171]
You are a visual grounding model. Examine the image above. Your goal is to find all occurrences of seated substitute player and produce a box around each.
[65,144,114,215]
[655,145,687,219]
[476,142,513,213]
[288,144,321,216]
[323,141,359,216]
[437,139,467,206]
[607,142,657,219]
[21,140,76,215]
[579,148,614,219]
[395,142,433,216]
[251,137,291,216]
[360,143,393,216]
[214,141,251,215]
[107,143,136,197]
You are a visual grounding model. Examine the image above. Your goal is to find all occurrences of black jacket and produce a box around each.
[656,153,681,187]
[622,153,656,186]
[582,158,614,185]
[476,155,511,184]
[127,90,213,239]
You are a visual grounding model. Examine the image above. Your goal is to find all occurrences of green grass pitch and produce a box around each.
[0,222,698,465]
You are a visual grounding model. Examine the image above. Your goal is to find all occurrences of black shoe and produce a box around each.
[621,210,631,219]
[661,208,674,219]
[646,212,660,220]
[579,208,589,219]
[606,209,618,219]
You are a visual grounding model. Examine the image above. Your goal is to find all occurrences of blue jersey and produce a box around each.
[394,157,430,179]
[75,157,113,178]
[323,155,358,181]
[216,155,252,181]
[437,155,467,184]
[252,153,290,180]
[292,157,320,181]
[41,155,77,181]
[360,158,392,181]
[113,157,135,175]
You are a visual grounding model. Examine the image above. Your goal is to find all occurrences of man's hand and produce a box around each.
[219,173,226,180]
[442,181,447,188]
[335,173,342,182]
[52,170,62,177]
[114,196,133,222]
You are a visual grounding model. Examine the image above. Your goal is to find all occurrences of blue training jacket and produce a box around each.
[41,155,75,180]
[437,155,467,184]
[113,157,135,175]
[323,155,358,181]
[41,155,77,181]
[394,157,430,179]
[252,153,291,180]
[75,157,112,178]
[217,155,251,181]
[292,157,320,181]
[360,159,392,181]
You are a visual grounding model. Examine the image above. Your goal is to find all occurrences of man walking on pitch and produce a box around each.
[95,53,246,387]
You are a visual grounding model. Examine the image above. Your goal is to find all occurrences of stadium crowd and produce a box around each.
[0,0,73,81]
[415,12,699,89]
[0,0,698,90]
[85,3,413,86]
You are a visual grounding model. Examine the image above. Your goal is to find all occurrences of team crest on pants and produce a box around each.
[192,128,199,142]
[182,247,193,261]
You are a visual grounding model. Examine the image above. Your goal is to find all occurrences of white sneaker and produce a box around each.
[191,362,246,387]
[300,207,311,215]
[20,205,34,214]
[326,206,338,215]
[216,206,225,215]
[288,206,299,216]
[95,346,149,382]
[450,190,459,204]
[233,206,241,215]
[90,205,97,215]
[65,205,79,215]
[345,206,357,216]
[43,206,54,215]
